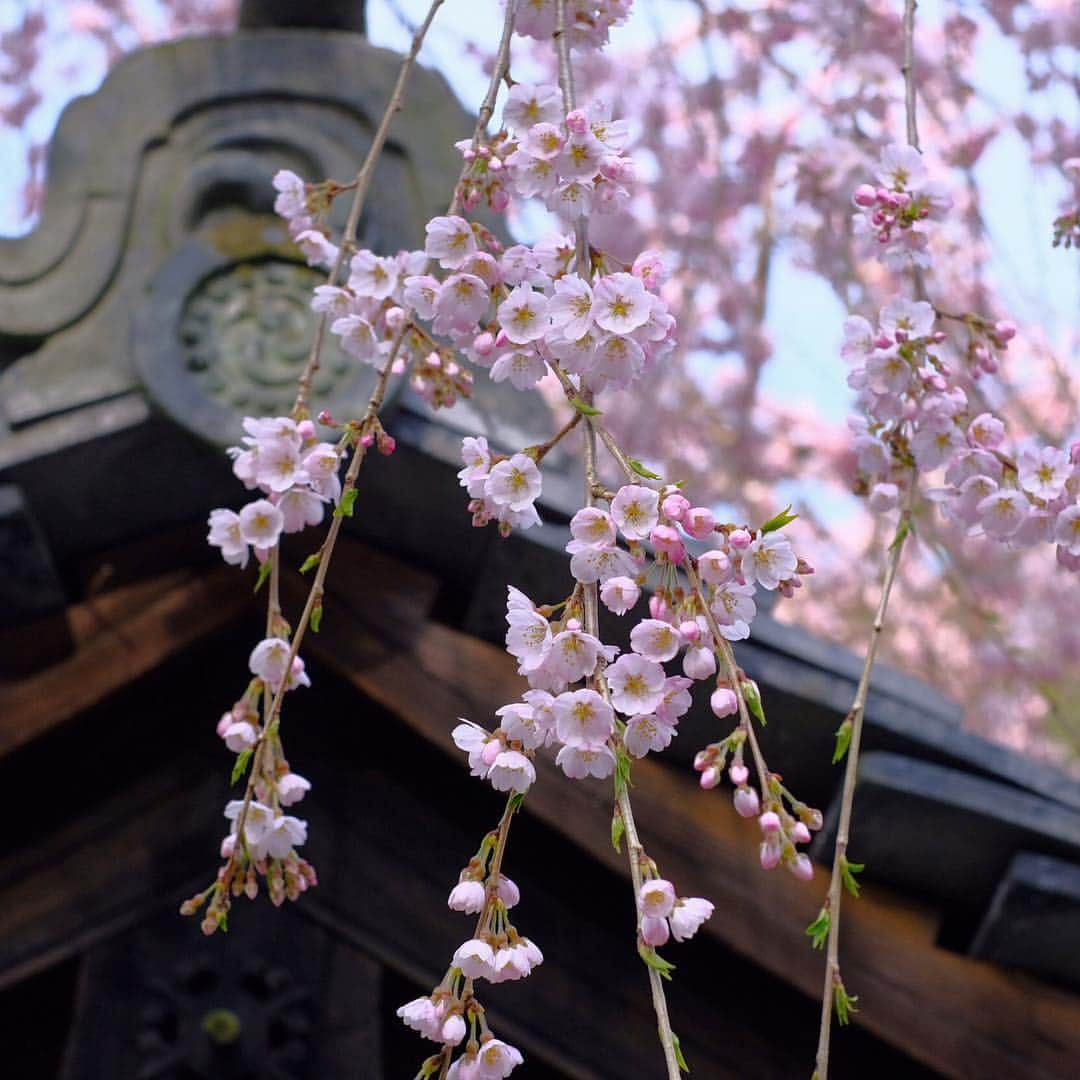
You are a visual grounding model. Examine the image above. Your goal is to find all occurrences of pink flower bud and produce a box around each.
[697,549,732,584]
[693,750,710,771]
[700,766,720,789]
[473,331,495,356]
[728,762,749,785]
[462,148,476,161]
[566,108,589,135]
[789,853,814,882]
[650,524,685,563]
[679,620,700,643]
[733,786,760,818]
[758,811,781,834]
[710,687,738,719]
[759,840,781,869]
[728,528,752,550]
[683,507,716,540]
[565,617,582,632]
[852,184,876,207]
[297,419,316,440]
[993,319,1016,342]
[683,645,716,681]
[791,822,811,845]
[640,914,670,947]
[490,186,510,212]
[649,595,668,621]
[661,492,690,521]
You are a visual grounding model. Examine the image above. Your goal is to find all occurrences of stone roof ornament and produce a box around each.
[238,0,368,33]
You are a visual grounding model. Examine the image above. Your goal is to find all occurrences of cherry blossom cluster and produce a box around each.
[513,0,633,50]
[457,82,634,221]
[421,216,673,398]
[448,478,818,855]
[843,299,1080,570]
[397,822,536,1078]
[181,637,316,934]
[207,415,344,568]
[458,436,544,535]
[852,143,952,269]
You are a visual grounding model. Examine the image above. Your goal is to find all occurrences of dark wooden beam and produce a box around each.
[0,567,249,758]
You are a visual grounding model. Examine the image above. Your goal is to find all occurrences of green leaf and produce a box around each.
[252,559,273,594]
[310,603,323,634]
[611,809,625,854]
[334,487,358,518]
[760,504,798,533]
[614,746,633,798]
[834,982,859,1026]
[628,457,663,481]
[299,552,321,575]
[805,908,830,950]
[217,909,229,934]
[569,395,603,416]
[231,749,253,784]
[742,681,766,726]
[637,942,676,980]
[671,1032,690,1074]
[889,516,913,552]
[840,856,864,898]
[832,718,853,764]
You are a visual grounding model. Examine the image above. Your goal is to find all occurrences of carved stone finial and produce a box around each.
[238,0,366,33]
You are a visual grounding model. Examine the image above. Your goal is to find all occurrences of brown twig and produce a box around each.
[292,0,448,417]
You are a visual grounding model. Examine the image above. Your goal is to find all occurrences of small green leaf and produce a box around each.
[760,504,798,533]
[611,809,625,853]
[889,516,913,552]
[834,981,859,1026]
[614,746,633,798]
[628,457,663,481]
[671,1032,690,1074]
[507,792,526,813]
[299,553,321,575]
[569,395,603,416]
[637,942,676,980]
[310,603,323,634]
[832,718,853,764]
[252,559,273,594]
[742,681,766,726]
[840,855,864,898]
[231,749,253,784]
[334,487,358,518]
[805,908,830,950]
[217,909,229,934]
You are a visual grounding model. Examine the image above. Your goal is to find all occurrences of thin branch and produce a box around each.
[901,0,921,152]
[292,0,448,416]
[813,479,916,1078]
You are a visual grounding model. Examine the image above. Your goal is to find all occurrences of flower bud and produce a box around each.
[728,762,749,785]
[661,492,690,521]
[758,811,781,834]
[733,786,760,818]
[683,507,716,540]
[698,549,732,584]
[789,853,814,882]
[759,840,781,870]
[710,687,739,718]
[700,766,720,789]
[683,646,716,681]
[728,528,752,550]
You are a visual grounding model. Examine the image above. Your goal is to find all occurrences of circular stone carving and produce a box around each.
[136,234,395,447]
[180,261,352,416]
